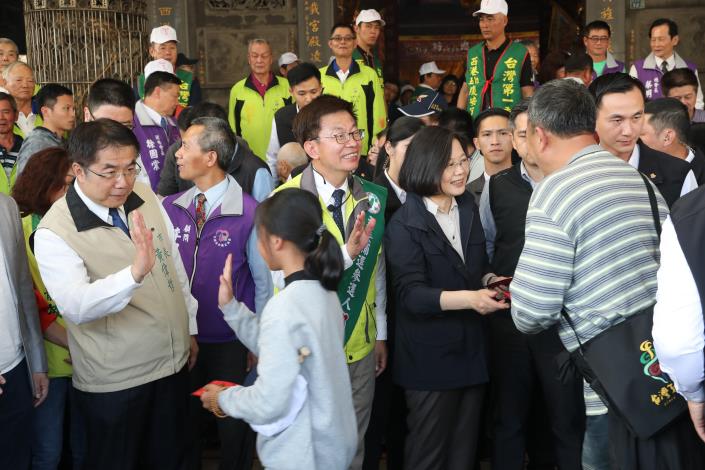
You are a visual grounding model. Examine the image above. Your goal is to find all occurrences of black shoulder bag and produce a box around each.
[561,173,687,439]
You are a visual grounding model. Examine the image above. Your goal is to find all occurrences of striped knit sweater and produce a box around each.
[510,145,669,415]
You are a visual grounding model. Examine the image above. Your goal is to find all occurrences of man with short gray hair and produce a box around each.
[511,79,705,469]
[228,39,291,162]
[162,116,272,470]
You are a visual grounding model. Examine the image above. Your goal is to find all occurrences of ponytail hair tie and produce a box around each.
[315,224,327,237]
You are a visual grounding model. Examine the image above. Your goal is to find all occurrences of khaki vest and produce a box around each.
[38,182,190,393]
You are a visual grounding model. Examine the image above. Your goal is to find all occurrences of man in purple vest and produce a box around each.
[630,18,703,107]
[162,116,271,470]
[133,62,181,193]
[583,20,625,80]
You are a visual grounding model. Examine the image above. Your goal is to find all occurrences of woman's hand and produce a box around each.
[467,289,510,315]
[218,254,234,308]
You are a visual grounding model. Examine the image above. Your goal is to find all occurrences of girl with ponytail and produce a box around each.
[200,188,357,470]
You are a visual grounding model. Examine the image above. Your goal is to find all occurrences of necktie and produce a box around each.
[160,116,169,133]
[660,61,669,75]
[330,189,346,238]
[195,193,207,232]
[109,207,130,238]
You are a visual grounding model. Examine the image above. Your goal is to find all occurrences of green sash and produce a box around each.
[465,41,526,117]
[138,69,193,107]
[339,178,387,344]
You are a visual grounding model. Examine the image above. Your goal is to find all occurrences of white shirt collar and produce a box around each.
[142,102,165,126]
[687,147,695,163]
[384,169,406,203]
[335,69,350,84]
[74,180,127,226]
[628,144,640,169]
[195,176,229,217]
[519,161,539,189]
[311,164,350,207]
[423,196,458,216]
[483,171,490,182]
[654,54,675,69]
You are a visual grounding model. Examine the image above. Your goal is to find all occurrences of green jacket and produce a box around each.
[320,60,387,155]
[228,74,291,161]
[352,46,383,82]
[13,114,43,139]
[274,165,385,363]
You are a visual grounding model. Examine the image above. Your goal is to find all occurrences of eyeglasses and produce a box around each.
[446,157,470,171]
[586,36,610,43]
[85,163,142,180]
[330,35,356,43]
[317,129,365,144]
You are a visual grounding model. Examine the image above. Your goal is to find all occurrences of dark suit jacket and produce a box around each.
[384,191,489,391]
[373,172,403,224]
[0,194,46,387]
[467,175,485,206]
[637,141,691,208]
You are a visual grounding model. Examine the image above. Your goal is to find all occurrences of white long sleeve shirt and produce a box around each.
[34,181,198,334]
[653,216,705,402]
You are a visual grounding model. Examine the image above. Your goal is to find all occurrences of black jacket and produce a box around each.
[384,191,489,390]
[157,136,269,197]
[373,171,403,224]
[637,141,691,208]
[690,146,705,186]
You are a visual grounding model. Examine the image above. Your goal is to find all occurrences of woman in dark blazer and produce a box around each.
[366,116,425,469]
[374,116,425,223]
[384,126,508,470]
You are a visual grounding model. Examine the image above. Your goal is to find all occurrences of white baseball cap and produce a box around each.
[144,59,174,79]
[150,25,179,44]
[355,9,385,26]
[278,52,299,68]
[473,0,509,17]
[419,61,445,76]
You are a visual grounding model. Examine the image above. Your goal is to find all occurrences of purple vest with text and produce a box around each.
[132,119,180,192]
[162,192,257,343]
[634,58,697,100]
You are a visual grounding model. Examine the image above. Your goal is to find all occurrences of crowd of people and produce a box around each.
[2,0,705,469]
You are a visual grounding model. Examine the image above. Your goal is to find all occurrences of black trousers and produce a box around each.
[187,340,254,470]
[0,359,33,470]
[404,385,485,470]
[488,313,585,470]
[608,411,705,470]
[73,365,190,470]
[362,369,407,470]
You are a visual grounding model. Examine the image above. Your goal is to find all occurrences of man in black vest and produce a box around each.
[654,185,705,445]
[589,73,696,207]
[265,62,322,186]
[479,99,585,470]
[158,102,271,201]
[641,97,705,185]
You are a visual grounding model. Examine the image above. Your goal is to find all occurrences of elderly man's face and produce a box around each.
[5,64,35,102]
[248,43,273,76]
[0,43,18,67]
[0,99,17,134]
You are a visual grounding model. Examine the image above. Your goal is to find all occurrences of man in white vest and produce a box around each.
[34,118,199,470]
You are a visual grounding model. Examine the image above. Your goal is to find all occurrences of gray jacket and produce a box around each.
[0,194,47,385]
[16,127,64,175]
[218,278,357,470]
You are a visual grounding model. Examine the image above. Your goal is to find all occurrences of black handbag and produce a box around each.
[561,173,687,439]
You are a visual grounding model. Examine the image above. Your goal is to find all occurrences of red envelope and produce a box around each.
[191,380,237,397]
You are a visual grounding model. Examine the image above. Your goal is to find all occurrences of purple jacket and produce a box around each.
[591,52,625,80]
[633,52,697,100]
[162,176,257,343]
[132,101,180,192]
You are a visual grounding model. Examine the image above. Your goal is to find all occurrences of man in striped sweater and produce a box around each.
[510,79,705,469]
